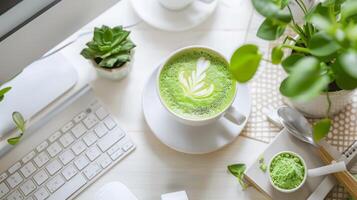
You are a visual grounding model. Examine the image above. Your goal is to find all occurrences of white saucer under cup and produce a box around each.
[142,67,251,154]
[130,0,218,31]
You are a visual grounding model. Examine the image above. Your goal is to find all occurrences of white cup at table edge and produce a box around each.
[157,0,215,11]
[268,151,346,193]
[156,45,247,127]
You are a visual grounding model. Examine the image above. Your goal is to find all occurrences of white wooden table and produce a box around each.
[37,0,270,199]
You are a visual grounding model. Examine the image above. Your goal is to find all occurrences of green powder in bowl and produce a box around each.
[269,152,306,191]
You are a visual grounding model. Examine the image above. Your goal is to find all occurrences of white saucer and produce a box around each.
[130,0,218,31]
[142,66,251,154]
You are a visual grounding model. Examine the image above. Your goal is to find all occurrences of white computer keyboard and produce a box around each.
[0,101,135,200]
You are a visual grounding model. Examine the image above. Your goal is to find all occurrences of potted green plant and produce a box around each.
[81,25,136,81]
[229,0,357,136]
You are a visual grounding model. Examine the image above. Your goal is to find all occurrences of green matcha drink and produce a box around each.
[269,152,306,190]
[158,48,236,120]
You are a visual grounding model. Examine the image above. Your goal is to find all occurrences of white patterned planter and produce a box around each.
[285,90,355,118]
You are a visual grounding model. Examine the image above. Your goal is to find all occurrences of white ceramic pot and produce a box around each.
[93,51,135,81]
[285,90,355,118]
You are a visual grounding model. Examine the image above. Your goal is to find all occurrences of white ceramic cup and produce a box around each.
[158,0,215,10]
[268,151,346,193]
[156,46,246,126]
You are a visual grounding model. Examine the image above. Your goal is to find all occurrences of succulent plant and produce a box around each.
[81,25,136,68]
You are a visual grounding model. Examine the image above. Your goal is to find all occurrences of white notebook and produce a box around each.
[245,130,326,200]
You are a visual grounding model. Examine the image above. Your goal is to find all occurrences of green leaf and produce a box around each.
[338,51,357,79]
[227,163,248,189]
[271,45,284,64]
[309,33,340,57]
[281,54,304,73]
[229,45,262,83]
[309,14,332,31]
[257,18,286,41]
[99,54,130,68]
[0,87,11,102]
[313,118,331,143]
[7,133,24,146]
[12,112,25,133]
[332,52,357,90]
[80,48,97,59]
[279,57,330,101]
[93,27,103,45]
[341,0,357,21]
[252,0,292,23]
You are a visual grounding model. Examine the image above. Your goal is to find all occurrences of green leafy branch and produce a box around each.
[227,164,248,189]
[229,0,357,142]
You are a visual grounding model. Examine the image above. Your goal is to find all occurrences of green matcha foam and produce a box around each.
[269,152,305,190]
[159,49,236,119]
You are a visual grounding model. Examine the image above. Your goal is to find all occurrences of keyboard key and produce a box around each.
[47,142,62,157]
[85,146,101,161]
[46,174,86,200]
[0,173,8,182]
[83,114,99,129]
[46,160,62,175]
[34,152,49,168]
[61,121,74,133]
[107,143,121,155]
[71,123,87,138]
[49,131,62,143]
[20,161,36,178]
[59,150,75,165]
[62,164,77,180]
[46,175,65,193]
[110,149,124,160]
[36,141,49,153]
[6,172,23,188]
[71,141,86,155]
[19,180,36,196]
[103,117,117,130]
[6,190,23,200]
[8,162,21,174]
[83,131,98,146]
[97,130,125,152]
[74,155,90,170]
[74,112,87,123]
[122,142,134,152]
[22,151,36,164]
[83,163,102,180]
[0,182,9,198]
[33,170,48,186]
[94,123,108,138]
[96,153,112,169]
[34,188,49,200]
[59,132,74,148]
[95,107,109,120]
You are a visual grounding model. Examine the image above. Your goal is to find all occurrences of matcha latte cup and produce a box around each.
[156,46,246,126]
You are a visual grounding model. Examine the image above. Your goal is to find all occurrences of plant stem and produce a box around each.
[294,0,308,14]
[281,44,311,54]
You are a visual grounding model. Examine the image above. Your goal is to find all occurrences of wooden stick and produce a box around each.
[317,146,357,199]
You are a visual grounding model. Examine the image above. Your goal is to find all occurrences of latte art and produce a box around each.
[159,48,236,119]
[178,57,214,98]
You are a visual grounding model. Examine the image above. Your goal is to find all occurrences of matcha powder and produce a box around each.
[270,153,305,190]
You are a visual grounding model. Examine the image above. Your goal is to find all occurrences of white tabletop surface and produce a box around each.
[16,0,271,199]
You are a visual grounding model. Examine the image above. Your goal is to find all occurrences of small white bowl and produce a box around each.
[268,151,307,193]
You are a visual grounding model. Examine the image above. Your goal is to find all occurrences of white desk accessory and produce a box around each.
[130,0,218,31]
[142,66,251,154]
[0,53,78,137]
[161,191,189,200]
[96,182,138,200]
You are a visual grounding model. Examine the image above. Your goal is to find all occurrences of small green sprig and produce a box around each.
[227,163,248,190]
[8,112,26,145]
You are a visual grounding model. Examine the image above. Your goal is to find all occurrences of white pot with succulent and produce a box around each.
[81,25,136,81]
